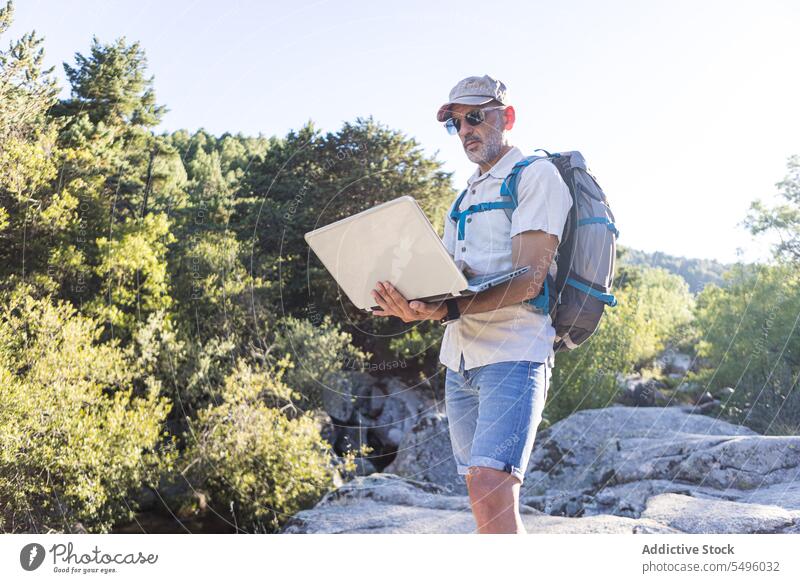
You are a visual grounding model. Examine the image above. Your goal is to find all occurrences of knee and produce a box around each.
[466,466,518,504]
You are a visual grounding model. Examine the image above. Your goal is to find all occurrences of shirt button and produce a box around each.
[461,246,466,252]
[467,218,472,223]
[471,189,476,194]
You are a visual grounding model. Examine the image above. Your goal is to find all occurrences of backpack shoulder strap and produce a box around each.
[499,155,546,222]
[449,188,469,222]
[501,152,579,313]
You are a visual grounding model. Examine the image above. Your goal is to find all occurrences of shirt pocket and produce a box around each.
[482,203,513,253]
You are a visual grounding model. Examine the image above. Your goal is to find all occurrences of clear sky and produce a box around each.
[8,0,800,264]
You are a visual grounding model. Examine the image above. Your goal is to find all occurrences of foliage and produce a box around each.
[618,244,733,294]
[744,155,800,264]
[85,212,176,337]
[548,264,695,422]
[182,363,354,533]
[0,281,175,533]
[268,314,371,411]
[0,0,62,280]
[693,262,800,434]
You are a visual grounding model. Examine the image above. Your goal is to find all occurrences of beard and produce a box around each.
[464,129,504,166]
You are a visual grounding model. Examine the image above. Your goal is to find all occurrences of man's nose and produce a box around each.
[458,117,475,140]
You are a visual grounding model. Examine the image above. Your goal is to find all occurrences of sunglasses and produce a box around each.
[444,106,506,135]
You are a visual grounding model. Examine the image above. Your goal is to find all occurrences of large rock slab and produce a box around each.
[280,474,681,534]
[285,406,800,534]
[640,493,797,534]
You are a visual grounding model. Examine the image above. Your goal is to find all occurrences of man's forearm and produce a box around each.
[455,272,544,316]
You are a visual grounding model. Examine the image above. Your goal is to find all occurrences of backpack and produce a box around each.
[448,149,618,353]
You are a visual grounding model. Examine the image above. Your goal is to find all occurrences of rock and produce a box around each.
[369,377,433,451]
[716,386,735,400]
[321,370,372,422]
[279,474,682,534]
[521,406,800,517]
[696,391,715,405]
[619,378,668,407]
[321,372,435,472]
[384,412,466,495]
[311,409,336,446]
[354,457,377,476]
[282,406,800,534]
[658,349,693,375]
[641,493,798,534]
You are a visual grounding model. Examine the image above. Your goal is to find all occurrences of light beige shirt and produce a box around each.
[439,146,573,372]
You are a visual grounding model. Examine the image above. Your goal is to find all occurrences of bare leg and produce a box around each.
[466,466,526,534]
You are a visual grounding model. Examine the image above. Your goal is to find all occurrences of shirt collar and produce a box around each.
[466,145,524,186]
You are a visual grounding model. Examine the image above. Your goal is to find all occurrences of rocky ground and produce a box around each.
[282,405,800,534]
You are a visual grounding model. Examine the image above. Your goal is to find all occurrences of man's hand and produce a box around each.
[370,281,445,323]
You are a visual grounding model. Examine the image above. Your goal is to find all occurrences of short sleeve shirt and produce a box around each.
[439,146,573,371]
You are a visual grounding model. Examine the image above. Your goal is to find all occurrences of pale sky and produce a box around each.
[8,0,800,263]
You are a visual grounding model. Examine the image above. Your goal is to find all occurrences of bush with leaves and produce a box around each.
[693,262,800,434]
[268,314,370,411]
[0,281,175,533]
[182,358,355,533]
[548,264,695,422]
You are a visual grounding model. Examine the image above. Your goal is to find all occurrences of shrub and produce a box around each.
[0,282,174,533]
[548,265,694,422]
[268,314,370,410]
[693,263,800,434]
[182,360,355,533]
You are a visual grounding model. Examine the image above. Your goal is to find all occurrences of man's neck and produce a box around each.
[477,144,512,175]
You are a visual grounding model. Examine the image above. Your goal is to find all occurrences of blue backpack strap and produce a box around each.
[565,276,617,307]
[450,186,515,240]
[578,216,620,238]
[499,155,546,221]
[502,154,552,313]
[526,271,554,314]
[449,188,469,222]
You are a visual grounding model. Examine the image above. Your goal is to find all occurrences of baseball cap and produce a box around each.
[436,75,509,122]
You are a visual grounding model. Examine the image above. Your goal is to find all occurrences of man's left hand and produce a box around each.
[370,281,444,323]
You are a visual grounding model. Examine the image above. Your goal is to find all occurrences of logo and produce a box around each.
[20,543,46,571]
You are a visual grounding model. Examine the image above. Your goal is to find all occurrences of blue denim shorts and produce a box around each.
[445,353,551,484]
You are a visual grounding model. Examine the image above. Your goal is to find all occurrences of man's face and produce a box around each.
[448,102,506,166]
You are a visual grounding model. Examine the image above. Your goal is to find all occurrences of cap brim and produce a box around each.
[436,96,495,122]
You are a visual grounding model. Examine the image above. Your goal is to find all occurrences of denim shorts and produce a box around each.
[445,353,551,484]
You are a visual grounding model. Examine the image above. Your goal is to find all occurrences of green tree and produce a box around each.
[0,281,175,533]
[693,262,800,434]
[50,38,186,335]
[0,0,63,284]
[744,154,800,264]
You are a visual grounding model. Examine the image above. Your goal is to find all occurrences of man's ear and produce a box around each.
[503,105,516,130]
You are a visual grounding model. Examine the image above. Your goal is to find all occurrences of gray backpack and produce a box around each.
[449,149,618,352]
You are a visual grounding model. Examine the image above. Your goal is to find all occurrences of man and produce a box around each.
[370,74,572,534]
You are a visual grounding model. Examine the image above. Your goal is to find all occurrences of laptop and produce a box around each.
[304,195,530,313]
